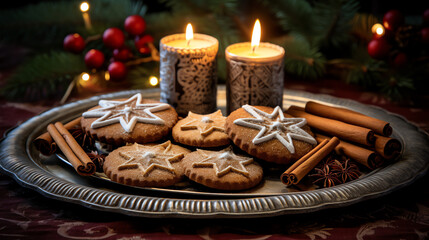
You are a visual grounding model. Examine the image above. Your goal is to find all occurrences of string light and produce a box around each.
[149,76,159,86]
[80,2,89,12]
[80,2,92,30]
[371,23,385,38]
[104,71,110,81]
[82,72,90,81]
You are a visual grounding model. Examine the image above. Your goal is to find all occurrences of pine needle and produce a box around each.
[0,0,147,49]
[283,34,326,79]
[1,51,85,101]
[313,0,360,49]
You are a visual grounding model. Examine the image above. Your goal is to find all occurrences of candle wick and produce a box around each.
[251,46,257,54]
[187,40,191,47]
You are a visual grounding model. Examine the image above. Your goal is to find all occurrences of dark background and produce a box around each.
[2,0,428,16]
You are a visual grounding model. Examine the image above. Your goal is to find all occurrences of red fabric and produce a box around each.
[0,81,428,239]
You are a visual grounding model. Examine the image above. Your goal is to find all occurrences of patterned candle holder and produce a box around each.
[160,33,218,116]
[225,42,285,114]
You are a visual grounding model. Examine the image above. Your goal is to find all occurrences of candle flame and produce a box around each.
[186,23,193,46]
[80,2,89,12]
[251,19,261,53]
[371,23,385,37]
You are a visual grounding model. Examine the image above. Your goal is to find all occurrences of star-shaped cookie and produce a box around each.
[117,142,184,177]
[82,93,170,133]
[172,110,230,147]
[233,105,316,154]
[192,146,254,177]
[179,110,226,137]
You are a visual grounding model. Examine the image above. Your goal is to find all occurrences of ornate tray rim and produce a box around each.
[1,87,428,218]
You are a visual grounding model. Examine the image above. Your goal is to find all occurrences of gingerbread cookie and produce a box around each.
[182,146,263,190]
[172,110,230,147]
[225,105,317,164]
[103,141,190,187]
[81,93,178,146]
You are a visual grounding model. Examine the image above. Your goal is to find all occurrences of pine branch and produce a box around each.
[313,0,360,49]
[127,62,160,89]
[261,0,316,42]
[1,51,85,101]
[379,75,415,102]
[350,13,379,44]
[0,0,147,49]
[282,34,326,79]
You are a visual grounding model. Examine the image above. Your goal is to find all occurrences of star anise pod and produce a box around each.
[69,127,95,150]
[331,159,361,183]
[87,150,106,172]
[310,164,341,188]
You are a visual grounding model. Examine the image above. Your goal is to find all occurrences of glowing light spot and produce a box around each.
[82,73,90,81]
[149,76,159,86]
[80,2,89,12]
[104,71,110,81]
[371,23,385,37]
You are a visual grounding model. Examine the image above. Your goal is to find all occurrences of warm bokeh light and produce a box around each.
[81,73,90,81]
[104,71,110,81]
[149,76,159,86]
[80,2,89,12]
[186,23,193,44]
[251,19,261,52]
[371,23,385,37]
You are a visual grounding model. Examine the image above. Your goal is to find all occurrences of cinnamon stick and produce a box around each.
[286,108,375,147]
[315,134,383,169]
[34,117,82,155]
[281,137,340,186]
[283,139,329,174]
[47,122,95,176]
[305,101,392,136]
[374,134,402,160]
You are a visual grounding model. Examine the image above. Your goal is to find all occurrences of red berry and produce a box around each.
[135,35,154,54]
[367,38,390,59]
[103,28,125,49]
[393,52,407,68]
[421,27,429,44]
[113,47,133,62]
[84,49,105,69]
[383,10,404,31]
[108,61,127,80]
[124,15,146,36]
[423,9,429,25]
[63,33,85,53]
[141,35,154,43]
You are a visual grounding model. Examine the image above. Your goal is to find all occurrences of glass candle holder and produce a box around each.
[225,42,285,114]
[160,33,218,116]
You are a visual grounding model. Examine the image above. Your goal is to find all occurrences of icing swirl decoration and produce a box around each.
[233,105,317,154]
[180,110,226,137]
[117,142,184,177]
[82,93,170,133]
[192,146,253,177]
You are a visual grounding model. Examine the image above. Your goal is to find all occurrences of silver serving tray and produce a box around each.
[1,86,428,218]
[56,152,292,197]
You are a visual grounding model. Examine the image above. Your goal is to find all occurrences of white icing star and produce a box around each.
[117,143,184,177]
[82,93,170,133]
[233,105,316,154]
[192,146,253,177]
